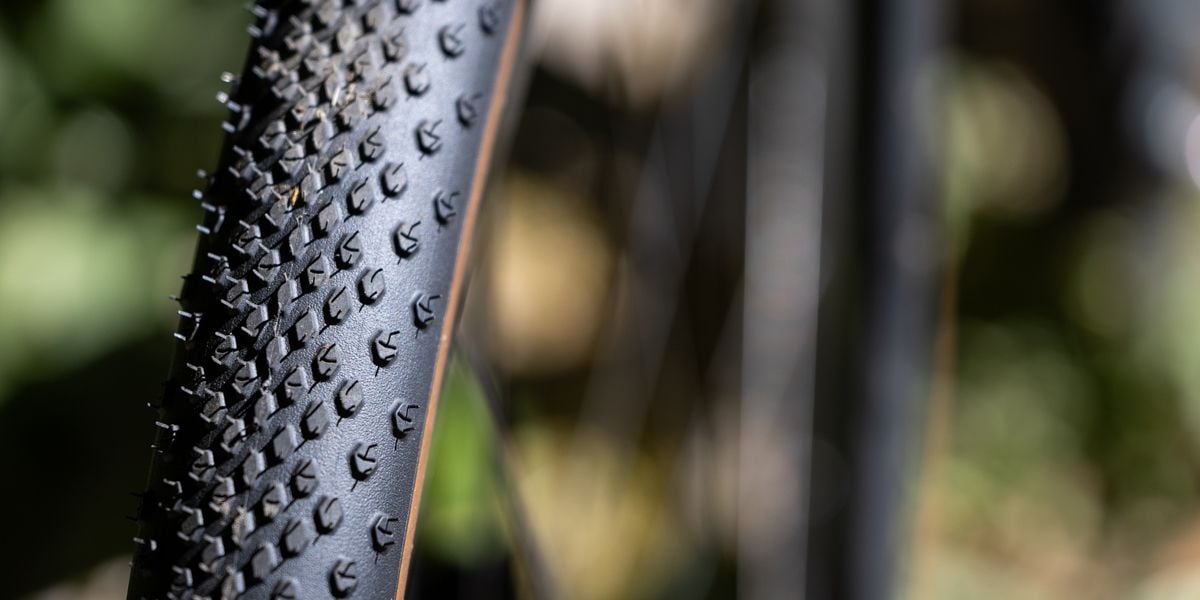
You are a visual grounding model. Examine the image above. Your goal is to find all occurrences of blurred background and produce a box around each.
[2,0,1200,598]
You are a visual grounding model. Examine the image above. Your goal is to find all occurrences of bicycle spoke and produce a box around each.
[456,278,559,600]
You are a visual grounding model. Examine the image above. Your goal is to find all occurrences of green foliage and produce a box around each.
[417,357,506,563]
[0,0,246,403]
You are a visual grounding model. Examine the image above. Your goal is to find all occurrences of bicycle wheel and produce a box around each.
[127,1,526,598]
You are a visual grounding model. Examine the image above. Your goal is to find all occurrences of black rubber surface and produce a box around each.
[127,1,517,598]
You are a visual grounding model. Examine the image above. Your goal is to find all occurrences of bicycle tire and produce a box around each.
[127,1,525,598]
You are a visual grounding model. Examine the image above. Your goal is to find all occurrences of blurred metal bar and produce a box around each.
[739,0,838,597]
[807,0,944,597]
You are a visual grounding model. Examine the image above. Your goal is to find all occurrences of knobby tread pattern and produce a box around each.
[127,1,516,598]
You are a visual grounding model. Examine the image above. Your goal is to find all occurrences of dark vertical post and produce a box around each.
[809,0,943,598]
